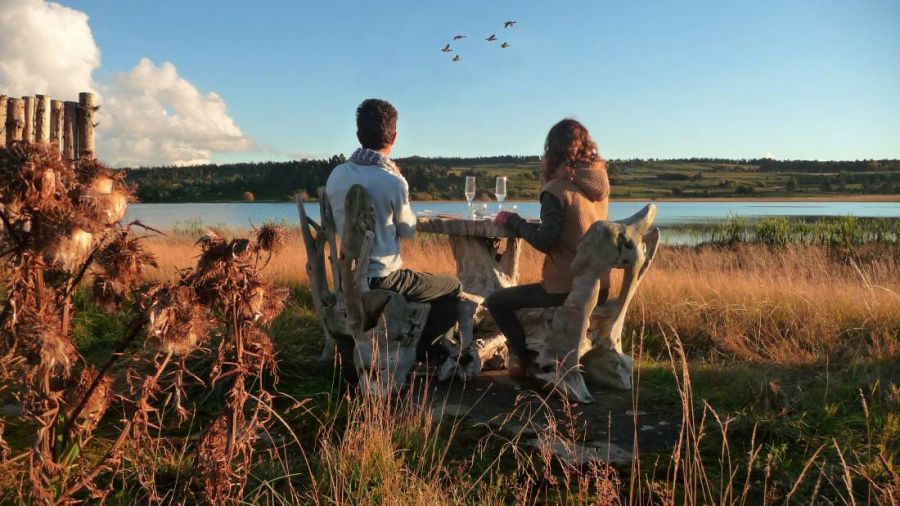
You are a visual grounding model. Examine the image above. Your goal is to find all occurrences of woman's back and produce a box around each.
[540,160,609,293]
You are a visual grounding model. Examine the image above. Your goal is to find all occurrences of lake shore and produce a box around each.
[134,194,900,204]
[612,194,900,203]
[126,199,899,230]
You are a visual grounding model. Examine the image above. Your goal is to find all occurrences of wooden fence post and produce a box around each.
[0,96,6,149]
[8,98,25,143]
[77,92,95,158]
[50,100,64,151]
[64,101,78,163]
[35,94,51,143]
[23,96,35,142]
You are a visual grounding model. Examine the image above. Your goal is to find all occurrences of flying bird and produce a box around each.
[453,34,466,40]
[500,42,510,48]
[486,34,497,41]
[441,44,452,52]
[504,21,517,28]
[452,54,461,62]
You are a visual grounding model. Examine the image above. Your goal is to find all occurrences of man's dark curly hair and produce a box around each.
[356,99,398,150]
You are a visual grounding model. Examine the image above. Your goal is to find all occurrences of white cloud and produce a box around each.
[97,59,254,166]
[0,0,252,166]
[0,0,97,97]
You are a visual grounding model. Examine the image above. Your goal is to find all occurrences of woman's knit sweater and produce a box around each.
[506,161,610,293]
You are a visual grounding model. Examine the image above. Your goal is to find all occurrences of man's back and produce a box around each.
[325,98,460,358]
[325,159,416,278]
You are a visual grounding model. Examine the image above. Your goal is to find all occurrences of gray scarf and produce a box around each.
[349,148,400,175]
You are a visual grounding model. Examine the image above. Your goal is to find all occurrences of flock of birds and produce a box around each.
[441,20,516,62]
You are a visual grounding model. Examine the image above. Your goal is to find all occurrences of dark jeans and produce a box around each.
[485,284,610,359]
[485,284,568,359]
[368,269,461,359]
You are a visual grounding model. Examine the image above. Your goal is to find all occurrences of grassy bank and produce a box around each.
[3,233,898,503]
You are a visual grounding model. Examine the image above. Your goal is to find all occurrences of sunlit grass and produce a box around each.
[145,230,899,365]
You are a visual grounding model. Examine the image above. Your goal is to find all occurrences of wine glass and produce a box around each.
[464,176,476,218]
[495,176,507,213]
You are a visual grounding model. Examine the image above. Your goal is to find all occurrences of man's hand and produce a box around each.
[493,211,514,226]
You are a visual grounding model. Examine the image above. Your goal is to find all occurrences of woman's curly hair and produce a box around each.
[541,119,602,182]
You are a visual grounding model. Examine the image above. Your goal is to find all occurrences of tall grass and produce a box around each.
[637,242,899,362]
[144,232,899,364]
[231,327,896,504]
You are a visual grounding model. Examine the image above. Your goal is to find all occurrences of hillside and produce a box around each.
[124,156,900,203]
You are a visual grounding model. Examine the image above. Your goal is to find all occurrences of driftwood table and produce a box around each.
[416,215,524,370]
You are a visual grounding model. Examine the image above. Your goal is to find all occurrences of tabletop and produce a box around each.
[416,215,518,239]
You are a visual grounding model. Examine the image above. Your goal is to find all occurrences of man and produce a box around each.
[325,98,462,359]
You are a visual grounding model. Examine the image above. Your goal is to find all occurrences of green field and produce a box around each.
[442,159,900,200]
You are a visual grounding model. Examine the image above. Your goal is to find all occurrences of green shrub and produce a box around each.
[754,217,792,245]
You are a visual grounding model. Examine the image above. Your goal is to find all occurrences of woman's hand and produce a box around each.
[493,211,514,226]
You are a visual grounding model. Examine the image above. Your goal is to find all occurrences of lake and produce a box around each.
[125,200,899,230]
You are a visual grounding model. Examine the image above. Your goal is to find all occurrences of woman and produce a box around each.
[488,119,611,377]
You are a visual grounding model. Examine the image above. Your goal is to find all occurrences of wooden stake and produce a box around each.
[8,98,25,143]
[64,101,77,163]
[50,100,64,151]
[0,95,6,149]
[23,96,35,142]
[77,92,95,158]
[35,94,51,143]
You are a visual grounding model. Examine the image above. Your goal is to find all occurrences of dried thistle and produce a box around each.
[195,229,226,251]
[243,328,277,377]
[74,158,133,226]
[242,282,288,324]
[0,142,73,214]
[0,141,169,503]
[16,308,76,377]
[183,225,286,503]
[144,284,209,357]
[44,225,96,271]
[194,413,256,504]
[255,224,284,253]
[95,230,157,285]
[64,366,113,436]
[91,275,126,312]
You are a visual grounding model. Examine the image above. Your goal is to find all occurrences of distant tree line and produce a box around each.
[126,155,495,202]
[123,156,900,203]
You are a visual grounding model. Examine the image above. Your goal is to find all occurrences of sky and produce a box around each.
[2,0,899,165]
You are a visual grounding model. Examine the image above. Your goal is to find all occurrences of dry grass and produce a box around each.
[146,232,899,364]
[637,243,899,362]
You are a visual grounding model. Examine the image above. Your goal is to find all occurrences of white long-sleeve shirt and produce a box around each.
[325,160,416,277]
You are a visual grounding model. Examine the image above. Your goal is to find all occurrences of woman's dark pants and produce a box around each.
[485,283,610,360]
[485,283,568,359]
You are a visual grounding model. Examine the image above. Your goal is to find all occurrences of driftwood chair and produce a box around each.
[516,204,660,404]
[296,185,480,395]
